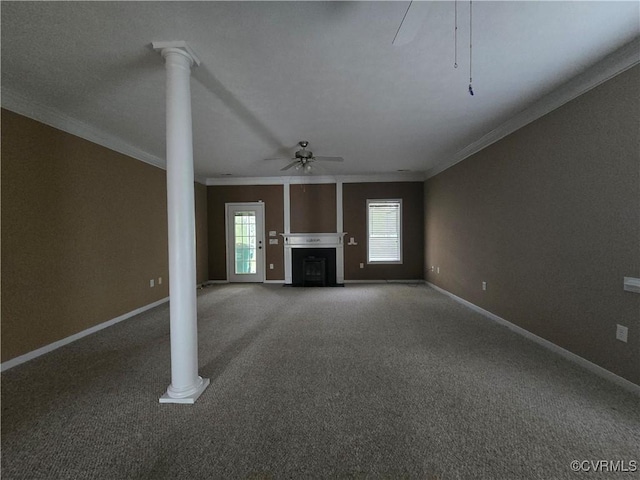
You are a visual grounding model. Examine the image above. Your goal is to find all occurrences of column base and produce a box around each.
[159,377,210,404]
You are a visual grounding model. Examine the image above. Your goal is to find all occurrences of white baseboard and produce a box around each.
[386,279,425,284]
[426,282,640,396]
[0,297,169,372]
[343,280,386,284]
[203,280,285,285]
[343,279,425,284]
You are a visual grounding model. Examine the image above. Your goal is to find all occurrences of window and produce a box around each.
[367,199,402,264]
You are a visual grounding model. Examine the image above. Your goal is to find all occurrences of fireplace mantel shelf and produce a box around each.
[282,232,347,247]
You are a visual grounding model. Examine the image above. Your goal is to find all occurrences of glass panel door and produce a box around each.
[226,203,265,282]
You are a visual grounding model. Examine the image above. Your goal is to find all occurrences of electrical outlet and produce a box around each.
[360,263,364,269]
[616,324,628,343]
[270,264,274,270]
[158,277,162,285]
[150,279,155,288]
[482,281,487,291]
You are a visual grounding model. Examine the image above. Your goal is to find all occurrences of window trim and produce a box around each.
[366,198,403,265]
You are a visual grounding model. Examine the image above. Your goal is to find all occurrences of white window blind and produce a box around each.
[367,200,402,263]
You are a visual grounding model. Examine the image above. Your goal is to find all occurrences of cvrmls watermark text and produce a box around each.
[570,460,637,473]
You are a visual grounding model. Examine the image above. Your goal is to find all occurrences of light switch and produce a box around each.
[269,239,278,245]
[269,231,277,237]
[616,324,628,342]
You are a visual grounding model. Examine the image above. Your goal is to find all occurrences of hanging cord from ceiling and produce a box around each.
[454,0,458,68]
[454,0,474,95]
[469,0,474,96]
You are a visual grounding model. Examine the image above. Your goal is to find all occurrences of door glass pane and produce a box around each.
[234,211,257,274]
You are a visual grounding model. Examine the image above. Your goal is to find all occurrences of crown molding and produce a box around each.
[338,172,426,184]
[206,172,425,186]
[426,37,640,179]
[2,88,168,170]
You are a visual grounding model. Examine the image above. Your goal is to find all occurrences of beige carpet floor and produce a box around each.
[1,284,639,479]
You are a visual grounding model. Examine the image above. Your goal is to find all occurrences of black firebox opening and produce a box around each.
[303,257,326,287]
[292,248,337,287]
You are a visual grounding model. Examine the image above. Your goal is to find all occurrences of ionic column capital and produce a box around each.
[152,41,201,67]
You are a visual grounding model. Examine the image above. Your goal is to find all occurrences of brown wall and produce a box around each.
[1,109,208,362]
[424,66,640,385]
[290,183,336,233]
[1,110,207,362]
[343,182,424,280]
[207,185,284,280]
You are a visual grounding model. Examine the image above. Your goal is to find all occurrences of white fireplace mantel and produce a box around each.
[283,232,347,284]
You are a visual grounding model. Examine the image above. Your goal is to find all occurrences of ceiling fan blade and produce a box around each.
[314,156,344,162]
[280,160,300,171]
[264,157,292,162]
[392,1,431,46]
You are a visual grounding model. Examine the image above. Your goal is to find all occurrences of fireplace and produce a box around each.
[283,233,346,286]
[292,248,336,286]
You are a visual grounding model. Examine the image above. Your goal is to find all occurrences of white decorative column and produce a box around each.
[153,41,210,404]
[336,180,345,283]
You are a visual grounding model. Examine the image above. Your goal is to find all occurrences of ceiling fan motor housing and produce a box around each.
[295,140,313,160]
[296,150,313,160]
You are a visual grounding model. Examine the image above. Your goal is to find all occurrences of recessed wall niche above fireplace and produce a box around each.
[283,233,346,286]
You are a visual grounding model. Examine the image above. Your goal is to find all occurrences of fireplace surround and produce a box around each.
[282,233,346,286]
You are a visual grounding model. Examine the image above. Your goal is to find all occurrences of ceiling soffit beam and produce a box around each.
[206,173,426,186]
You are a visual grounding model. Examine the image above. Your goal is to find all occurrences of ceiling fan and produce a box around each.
[266,141,344,173]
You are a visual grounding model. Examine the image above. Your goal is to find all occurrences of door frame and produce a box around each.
[225,202,266,283]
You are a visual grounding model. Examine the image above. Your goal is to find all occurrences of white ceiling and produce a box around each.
[2,1,639,180]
